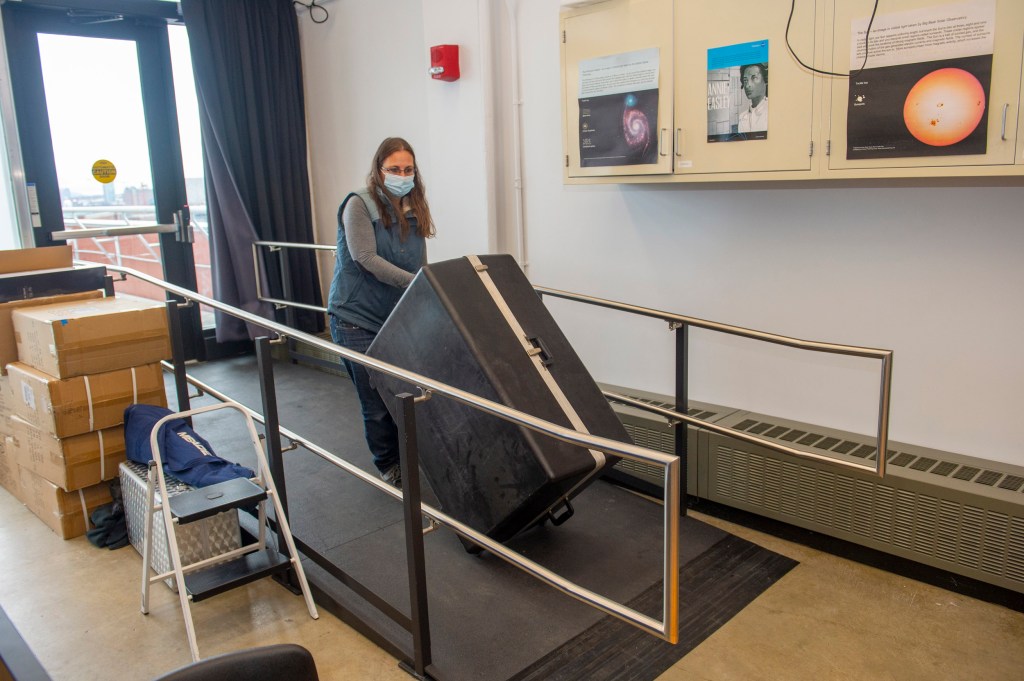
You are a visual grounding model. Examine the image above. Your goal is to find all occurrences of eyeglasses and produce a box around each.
[382,165,416,176]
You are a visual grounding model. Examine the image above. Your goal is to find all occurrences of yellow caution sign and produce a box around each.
[91,159,117,184]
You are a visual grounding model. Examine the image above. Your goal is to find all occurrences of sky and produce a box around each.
[37,25,203,198]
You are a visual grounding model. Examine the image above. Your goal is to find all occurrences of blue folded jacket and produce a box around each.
[124,404,256,487]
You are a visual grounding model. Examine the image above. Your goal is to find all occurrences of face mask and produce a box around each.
[383,172,415,198]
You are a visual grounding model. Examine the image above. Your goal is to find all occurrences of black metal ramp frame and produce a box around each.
[172,352,796,681]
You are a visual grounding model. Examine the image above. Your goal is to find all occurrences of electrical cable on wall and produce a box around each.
[786,0,879,77]
[294,0,329,24]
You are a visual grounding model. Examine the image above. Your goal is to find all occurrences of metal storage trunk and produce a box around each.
[367,254,629,545]
[120,460,242,590]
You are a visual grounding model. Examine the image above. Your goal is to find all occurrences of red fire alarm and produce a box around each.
[429,44,460,82]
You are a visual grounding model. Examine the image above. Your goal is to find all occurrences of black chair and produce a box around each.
[152,644,319,681]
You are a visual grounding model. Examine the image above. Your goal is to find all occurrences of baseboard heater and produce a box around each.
[280,331,347,377]
[599,383,1024,595]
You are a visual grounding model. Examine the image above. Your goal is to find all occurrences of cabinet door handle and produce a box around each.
[1001,103,1009,141]
[675,128,682,157]
[659,128,668,156]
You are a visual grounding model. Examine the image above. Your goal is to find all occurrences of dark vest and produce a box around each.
[327,189,426,332]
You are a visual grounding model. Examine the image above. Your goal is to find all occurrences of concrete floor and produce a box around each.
[1,482,1022,681]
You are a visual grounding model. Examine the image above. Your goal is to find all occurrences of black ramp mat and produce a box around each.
[306,484,789,681]
[509,534,799,681]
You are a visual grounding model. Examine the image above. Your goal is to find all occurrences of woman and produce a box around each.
[327,137,436,488]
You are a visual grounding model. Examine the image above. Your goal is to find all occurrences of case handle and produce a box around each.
[547,499,574,526]
[525,335,555,367]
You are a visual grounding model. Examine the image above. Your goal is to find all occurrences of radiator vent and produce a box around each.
[598,383,1024,593]
[727,415,1024,501]
[709,411,1024,593]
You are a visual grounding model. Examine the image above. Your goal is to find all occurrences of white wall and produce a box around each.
[299,0,492,278]
[298,1,429,283]
[299,0,1024,467]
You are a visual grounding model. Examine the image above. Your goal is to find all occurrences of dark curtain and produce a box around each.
[181,0,324,341]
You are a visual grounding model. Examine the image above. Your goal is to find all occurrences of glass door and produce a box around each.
[2,1,206,359]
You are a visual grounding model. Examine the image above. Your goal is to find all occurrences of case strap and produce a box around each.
[464,254,606,469]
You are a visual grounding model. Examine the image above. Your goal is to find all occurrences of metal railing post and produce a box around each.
[395,392,434,679]
[278,250,297,331]
[256,337,289,518]
[673,322,689,516]
[165,299,190,416]
[255,335,300,593]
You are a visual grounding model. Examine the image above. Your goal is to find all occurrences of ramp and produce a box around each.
[177,356,796,680]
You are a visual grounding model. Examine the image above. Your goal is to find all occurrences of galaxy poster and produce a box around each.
[846,1,994,160]
[707,40,769,143]
[578,48,660,167]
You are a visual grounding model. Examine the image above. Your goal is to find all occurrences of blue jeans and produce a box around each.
[330,315,399,475]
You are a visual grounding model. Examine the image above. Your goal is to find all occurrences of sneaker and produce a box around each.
[381,465,402,489]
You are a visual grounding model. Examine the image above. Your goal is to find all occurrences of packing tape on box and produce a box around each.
[78,488,91,530]
[83,375,94,431]
[81,366,139,433]
[97,429,105,480]
[59,331,165,353]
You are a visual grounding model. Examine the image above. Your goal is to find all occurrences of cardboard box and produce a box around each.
[18,466,112,539]
[0,422,20,499]
[10,415,125,492]
[0,392,14,498]
[0,374,12,415]
[0,245,72,275]
[12,296,170,378]
[6,361,165,438]
[0,264,108,304]
[0,290,105,375]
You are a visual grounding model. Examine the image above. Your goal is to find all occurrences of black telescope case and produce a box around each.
[366,254,631,548]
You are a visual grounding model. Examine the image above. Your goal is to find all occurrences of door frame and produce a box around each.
[2,0,205,360]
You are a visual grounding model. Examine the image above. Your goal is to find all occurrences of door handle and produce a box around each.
[175,205,194,243]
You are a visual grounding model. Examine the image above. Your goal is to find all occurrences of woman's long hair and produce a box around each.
[366,137,436,240]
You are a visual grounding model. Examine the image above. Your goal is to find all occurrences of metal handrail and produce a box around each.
[251,241,336,313]
[535,286,890,359]
[249,240,893,476]
[536,286,893,476]
[107,263,681,643]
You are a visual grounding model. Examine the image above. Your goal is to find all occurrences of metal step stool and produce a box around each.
[139,401,318,661]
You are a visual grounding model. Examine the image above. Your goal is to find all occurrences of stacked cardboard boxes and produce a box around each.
[0,246,104,500]
[0,250,173,538]
[7,362,165,490]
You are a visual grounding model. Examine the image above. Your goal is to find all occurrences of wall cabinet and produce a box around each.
[825,0,1024,174]
[562,0,674,178]
[672,0,818,176]
[560,0,1024,183]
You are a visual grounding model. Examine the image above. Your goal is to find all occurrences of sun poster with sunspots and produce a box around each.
[846,0,995,160]
[577,48,660,167]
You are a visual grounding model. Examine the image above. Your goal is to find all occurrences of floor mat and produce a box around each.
[508,534,798,681]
